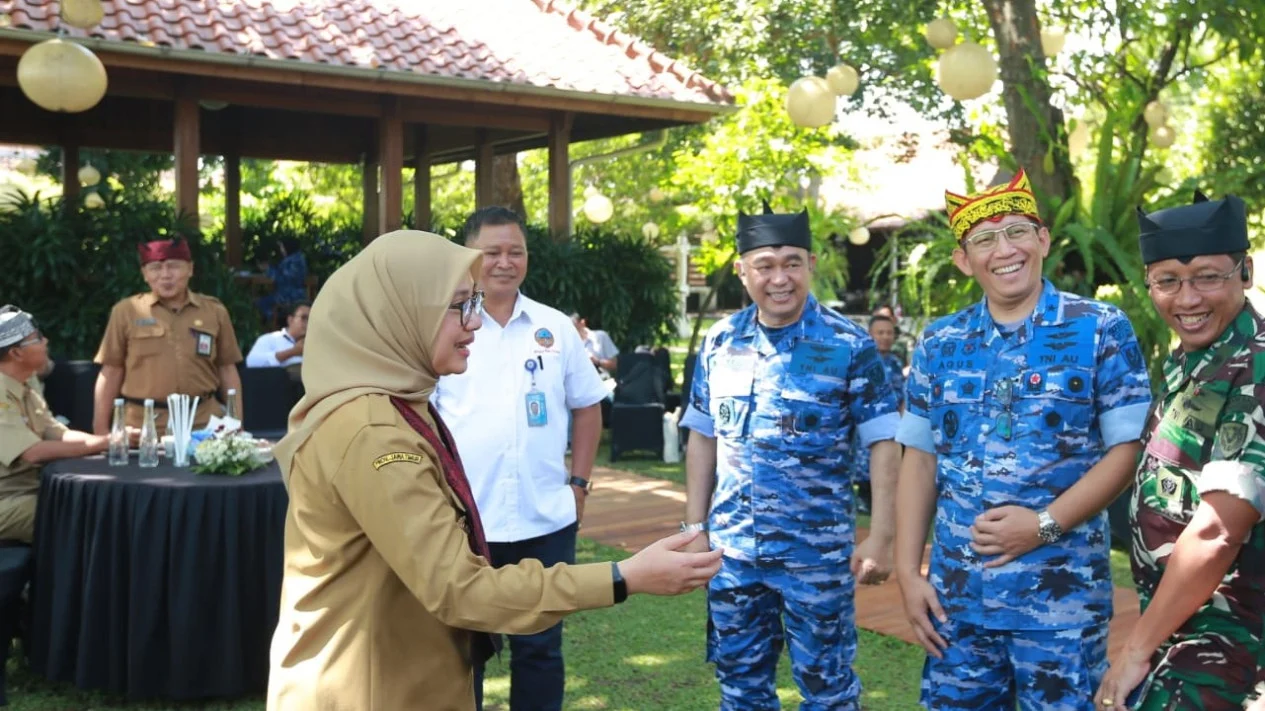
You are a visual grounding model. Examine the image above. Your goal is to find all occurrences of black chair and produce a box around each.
[238,365,303,440]
[609,353,666,462]
[39,360,101,432]
[0,541,32,706]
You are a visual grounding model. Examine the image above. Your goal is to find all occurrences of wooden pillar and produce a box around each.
[378,97,404,234]
[61,142,80,203]
[474,131,494,208]
[413,125,432,231]
[362,154,379,244]
[225,152,242,267]
[547,112,573,237]
[173,90,200,220]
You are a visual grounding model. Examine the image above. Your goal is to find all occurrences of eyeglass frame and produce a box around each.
[959,221,1042,253]
[452,289,485,327]
[1144,259,1245,295]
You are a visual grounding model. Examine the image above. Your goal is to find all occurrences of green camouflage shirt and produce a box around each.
[1131,302,1265,651]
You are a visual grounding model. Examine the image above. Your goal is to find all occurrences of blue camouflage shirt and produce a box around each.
[897,280,1152,630]
[682,295,901,567]
[851,352,905,483]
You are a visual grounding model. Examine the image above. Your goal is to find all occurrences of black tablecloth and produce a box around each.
[28,457,288,700]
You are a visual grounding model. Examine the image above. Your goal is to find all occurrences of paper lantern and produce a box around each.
[925,18,958,50]
[786,76,836,128]
[936,42,998,101]
[83,192,104,209]
[17,39,108,113]
[641,222,661,240]
[1150,125,1176,149]
[648,187,666,203]
[848,227,871,246]
[78,164,100,186]
[1040,28,1066,57]
[1068,121,1090,157]
[1143,101,1169,128]
[60,0,104,29]
[582,194,614,224]
[15,157,37,175]
[826,64,859,97]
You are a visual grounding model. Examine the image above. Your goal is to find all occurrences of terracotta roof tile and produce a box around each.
[2,0,732,105]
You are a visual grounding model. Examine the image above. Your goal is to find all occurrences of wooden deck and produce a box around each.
[582,466,1140,660]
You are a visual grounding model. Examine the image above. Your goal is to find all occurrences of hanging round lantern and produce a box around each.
[582,185,598,199]
[15,157,37,175]
[1143,101,1169,128]
[17,39,108,113]
[1150,125,1176,149]
[1040,27,1066,57]
[641,222,661,240]
[785,76,836,128]
[83,191,104,209]
[925,18,958,50]
[848,227,871,246]
[582,194,614,224]
[1068,121,1090,157]
[60,0,104,29]
[78,164,100,186]
[648,187,666,203]
[825,64,859,97]
[936,42,998,101]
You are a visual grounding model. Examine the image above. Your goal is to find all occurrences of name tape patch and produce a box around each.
[372,452,423,470]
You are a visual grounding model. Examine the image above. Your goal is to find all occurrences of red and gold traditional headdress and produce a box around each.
[944,169,1041,240]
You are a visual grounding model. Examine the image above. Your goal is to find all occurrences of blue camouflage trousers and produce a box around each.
[707,556,859,710]
[920,620,1107,710]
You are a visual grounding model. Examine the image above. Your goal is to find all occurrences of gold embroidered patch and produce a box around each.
[372,452,422,470]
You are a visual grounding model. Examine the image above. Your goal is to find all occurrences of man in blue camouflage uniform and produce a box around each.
[894,169,1153,710]
[852,313,905,513]
[681,203,902,710]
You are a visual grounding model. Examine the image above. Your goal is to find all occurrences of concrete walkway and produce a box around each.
[581,465,1141,660]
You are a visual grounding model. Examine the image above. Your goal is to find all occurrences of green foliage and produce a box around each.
[0,190,258,360]
[238,191,361,284]
[1203,61,1265,239]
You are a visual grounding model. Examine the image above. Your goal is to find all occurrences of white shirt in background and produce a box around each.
[245,330,302,368]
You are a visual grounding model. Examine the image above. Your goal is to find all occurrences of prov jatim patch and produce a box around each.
[372,452,423,470]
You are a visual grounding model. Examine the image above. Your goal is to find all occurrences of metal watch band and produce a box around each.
[679,521,707,534]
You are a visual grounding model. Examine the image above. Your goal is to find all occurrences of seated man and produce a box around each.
[0,306,110,542]
[246,300,310,368]
[571,313,619,379]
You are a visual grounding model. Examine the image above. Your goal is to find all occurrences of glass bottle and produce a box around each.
[107,398,128,466]
[224,388,239,421]
[138,399,160,468]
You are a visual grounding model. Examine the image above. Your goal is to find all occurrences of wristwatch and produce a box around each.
[611,562,628,604]
[1037,510,1064,544]
[568,476,591,494]
[680,521,707,534]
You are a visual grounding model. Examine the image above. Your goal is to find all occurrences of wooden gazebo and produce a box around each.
[0,0,733,264]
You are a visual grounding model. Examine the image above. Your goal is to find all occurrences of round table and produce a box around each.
[28,457,288,701]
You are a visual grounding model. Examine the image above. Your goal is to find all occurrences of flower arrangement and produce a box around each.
[192,435,267,476]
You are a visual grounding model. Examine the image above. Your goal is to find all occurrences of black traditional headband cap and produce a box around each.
[736,200,813,255]
[1137,190,1249,265]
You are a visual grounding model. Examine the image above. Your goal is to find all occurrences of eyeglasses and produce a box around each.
[1145,260,1244,295]
[961,222,1039,253]
[451,289,484,327]
[17,333,46,347]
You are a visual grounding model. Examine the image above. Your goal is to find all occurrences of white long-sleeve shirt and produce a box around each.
[245,329,302,368]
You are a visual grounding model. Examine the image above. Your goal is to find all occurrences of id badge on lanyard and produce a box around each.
[524,358,548,427]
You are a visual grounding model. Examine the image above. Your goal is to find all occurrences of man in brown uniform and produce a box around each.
[92,239,244,434]
[0,306,110,541]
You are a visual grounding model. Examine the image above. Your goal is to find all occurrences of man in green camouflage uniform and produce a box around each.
[1096,192,1265,711]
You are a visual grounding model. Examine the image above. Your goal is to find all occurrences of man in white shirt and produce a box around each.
[570,313,619,378]
[433,207,607,711]
[244,301,309,368]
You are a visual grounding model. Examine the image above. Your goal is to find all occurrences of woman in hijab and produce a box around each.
[267,231,721,710]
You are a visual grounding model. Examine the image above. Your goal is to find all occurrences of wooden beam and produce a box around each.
[173,88,200,220]
[413,125,432,231]
[378,97,404,234]
[225,152,242,267]
[548,112,573,238]
[474,132,494,208]
[362,154,379,244]
[61,142,80,203]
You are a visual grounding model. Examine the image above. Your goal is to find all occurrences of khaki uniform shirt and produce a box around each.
[0,371,68,497]
[94,292,243,430]
[267,394,614,711]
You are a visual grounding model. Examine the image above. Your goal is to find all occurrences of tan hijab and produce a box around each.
[272,230,482,482]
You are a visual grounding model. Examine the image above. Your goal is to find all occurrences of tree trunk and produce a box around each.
[981,0,1075,209]
[492,153,527,218]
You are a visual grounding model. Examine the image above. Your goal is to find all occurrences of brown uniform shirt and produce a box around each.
[94,292,243,430]
[267,394,613,711]
[0,371,68,497]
